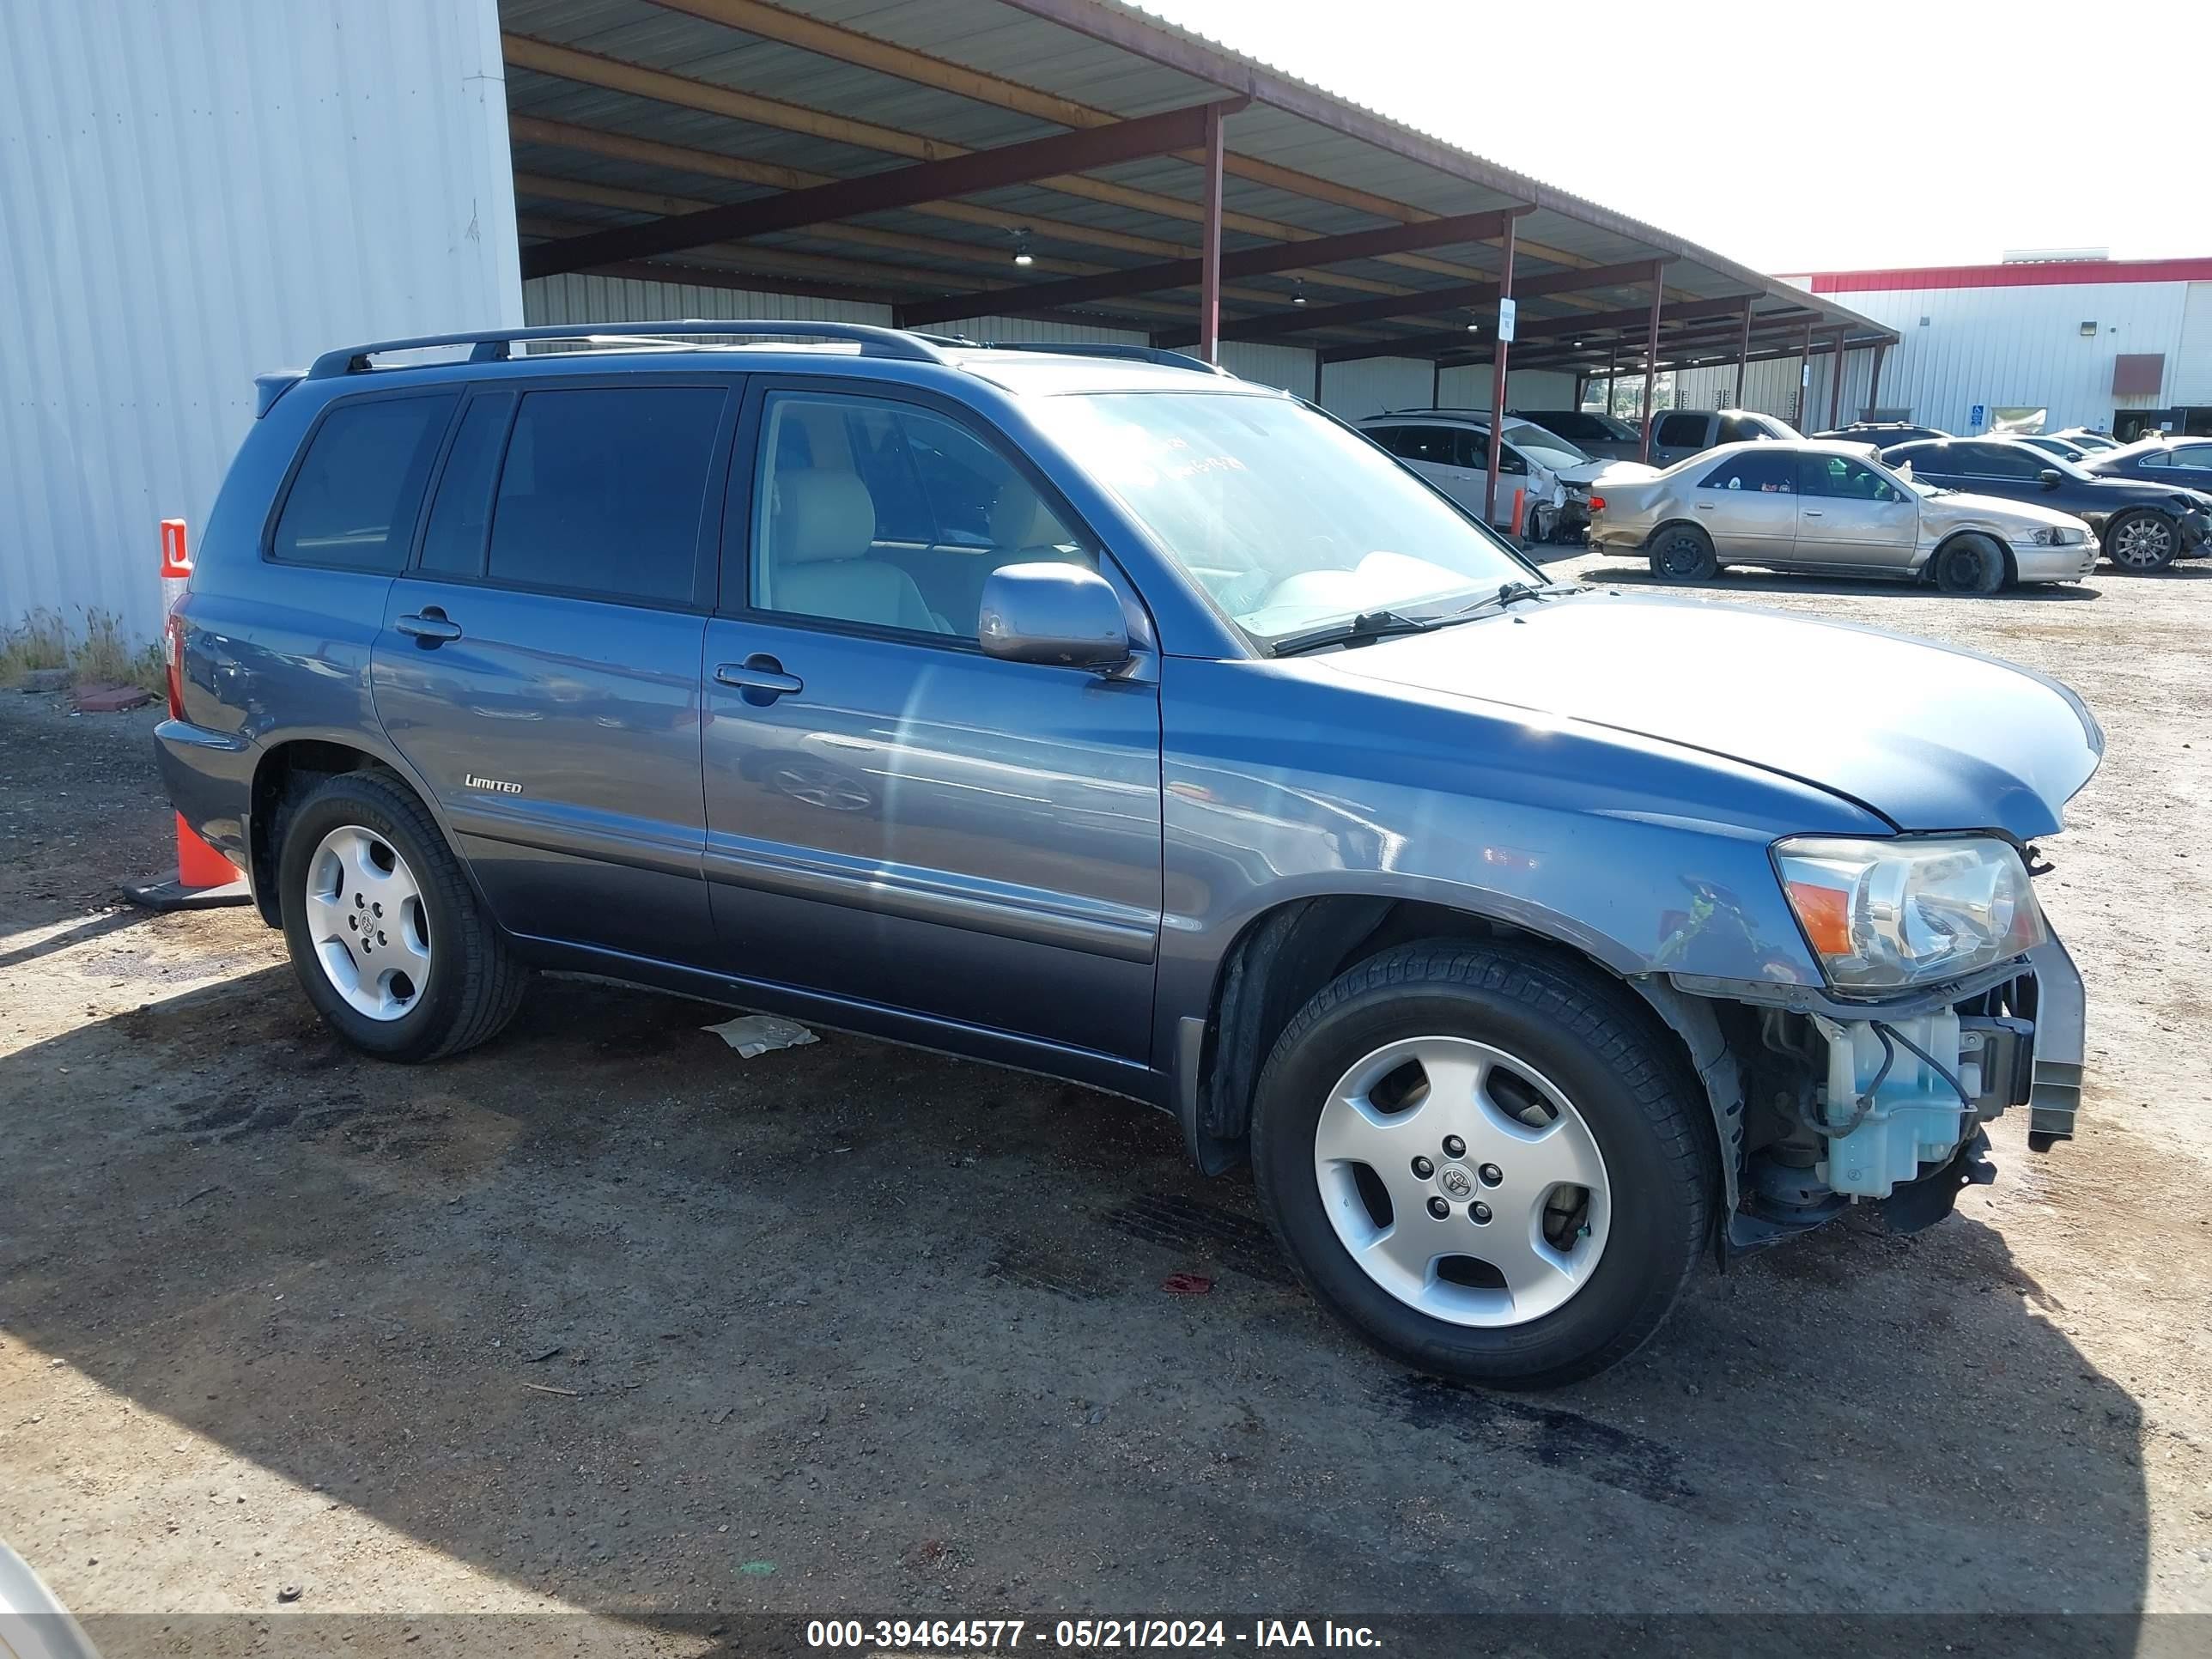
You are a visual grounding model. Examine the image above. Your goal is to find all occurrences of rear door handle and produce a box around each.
[1694,501,1716,509]
[396,609,463,643]
[1802,509,1825,518]
[715,655,803,704]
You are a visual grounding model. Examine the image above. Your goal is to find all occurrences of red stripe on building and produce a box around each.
[1783,257,2212,294]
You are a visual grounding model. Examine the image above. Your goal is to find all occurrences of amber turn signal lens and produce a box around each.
[1785,880,1851,957]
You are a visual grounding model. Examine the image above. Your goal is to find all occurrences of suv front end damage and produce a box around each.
[1714,931,2082,1249]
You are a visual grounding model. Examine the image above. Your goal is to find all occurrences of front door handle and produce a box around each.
[397,608,463,643]
[715,654,803,705]
[1802,509,1825,518]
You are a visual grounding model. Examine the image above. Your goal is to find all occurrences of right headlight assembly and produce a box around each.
[1774,835,2046,992]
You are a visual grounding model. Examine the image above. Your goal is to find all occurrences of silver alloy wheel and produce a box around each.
[1313,1036,1612,1328]
[2110,514,2174,568]
[303,825,431,1021]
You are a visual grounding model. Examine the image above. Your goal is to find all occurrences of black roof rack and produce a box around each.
[307,320,951,379]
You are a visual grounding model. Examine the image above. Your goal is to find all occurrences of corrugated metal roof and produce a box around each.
[497,0,1893,362]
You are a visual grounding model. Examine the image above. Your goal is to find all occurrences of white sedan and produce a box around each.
[1586,440,2100,592]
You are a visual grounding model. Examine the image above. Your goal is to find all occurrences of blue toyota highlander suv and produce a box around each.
[157,321,2100,1386]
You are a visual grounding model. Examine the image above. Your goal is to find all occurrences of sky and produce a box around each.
[1139,0,2209,274]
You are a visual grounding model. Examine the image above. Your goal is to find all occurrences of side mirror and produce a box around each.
[979,562,1131,669]
[2039,468,2063,489]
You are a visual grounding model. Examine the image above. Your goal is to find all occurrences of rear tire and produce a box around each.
[1648,524,1717,582]
[277,770,528,1062]
[2104,509,2178,573]
[1249,942,1711,1389]
[1932,533,2007,594]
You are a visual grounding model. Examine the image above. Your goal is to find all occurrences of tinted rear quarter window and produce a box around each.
[419,392,516,577]
[1698,451,1795,492]
[271,393,458,572]
[1656,413,1710,448]
[486,386,726,605]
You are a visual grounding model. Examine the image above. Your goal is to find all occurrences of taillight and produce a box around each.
[1586,495,1607,513]
[165,611,186,720]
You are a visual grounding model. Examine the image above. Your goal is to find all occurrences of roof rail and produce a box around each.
[306,320,951,379]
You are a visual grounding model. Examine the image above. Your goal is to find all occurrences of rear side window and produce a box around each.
[1698,451,1794,492]
[270,393,458,571]
[486,386,726,605]
[1958,443,2042,478]
[1376,425,1460,465]
[419,392,515,577]
[1717,413,1773,445]
[1656,413,1709,448]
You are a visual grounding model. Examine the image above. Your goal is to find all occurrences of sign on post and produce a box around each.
[1497,297,1516,344]
[1969,403,1987,429]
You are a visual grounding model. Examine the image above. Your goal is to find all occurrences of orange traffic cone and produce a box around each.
[122,518,252,912]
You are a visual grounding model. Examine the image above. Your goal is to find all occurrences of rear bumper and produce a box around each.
[154,717,256,879]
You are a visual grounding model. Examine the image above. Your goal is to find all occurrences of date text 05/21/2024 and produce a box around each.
[805,1619,1383,1650]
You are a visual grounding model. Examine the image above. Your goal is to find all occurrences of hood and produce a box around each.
[1557,459,1660,489]
[1923,488,2090,534]
[1318,590,2102,838]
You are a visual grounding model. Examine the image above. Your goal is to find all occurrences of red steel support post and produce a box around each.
[1868,342,1888,415]
[1606,339,1619,421]
[1197,100,1224,363]
[1484,215,1517,526]
[1828,328,1848,428]
[1639,277,1662,464]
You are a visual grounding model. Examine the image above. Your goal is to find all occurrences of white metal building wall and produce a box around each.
[1217,340,1316,395]
[524,273,888,327]
[0,0,522,645]
[1436,366,1579,412]
[526,276,1333,397]
[1319,357,1433,420]
[1675,350,1876,429]
[2173,283,2212,404]
[1680,279,2195,434]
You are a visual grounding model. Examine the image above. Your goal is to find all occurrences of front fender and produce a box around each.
[1152,656,1887,1066]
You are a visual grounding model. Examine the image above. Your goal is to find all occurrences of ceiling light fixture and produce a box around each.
[1291,279,1307,306]
[1012,228,1034,267]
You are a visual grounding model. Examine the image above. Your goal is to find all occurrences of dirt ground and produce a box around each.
[3,553,2209,1656]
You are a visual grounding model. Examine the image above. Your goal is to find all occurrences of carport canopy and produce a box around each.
[499,0,1898,470]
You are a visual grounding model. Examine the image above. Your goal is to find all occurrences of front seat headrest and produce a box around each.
[780,471,877,564]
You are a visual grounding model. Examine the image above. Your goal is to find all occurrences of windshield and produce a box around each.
[1887,458,1947,496]
[1027,391,1532,646]
[1500,419,1594,467]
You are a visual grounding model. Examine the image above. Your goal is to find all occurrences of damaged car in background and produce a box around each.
[157,321,2099,1389]
[1589,438,2100,591]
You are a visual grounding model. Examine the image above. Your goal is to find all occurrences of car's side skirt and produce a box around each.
[506,932,1174,1109]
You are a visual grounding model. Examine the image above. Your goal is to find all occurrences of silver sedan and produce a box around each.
[1586,440,2099,592]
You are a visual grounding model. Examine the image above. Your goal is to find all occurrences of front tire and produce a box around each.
[2104,509,2178,572]
[277,770,528,1061]
[1648,524,1717,582]
[1249,942,1711,1389]
[1932,533,2007,594]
